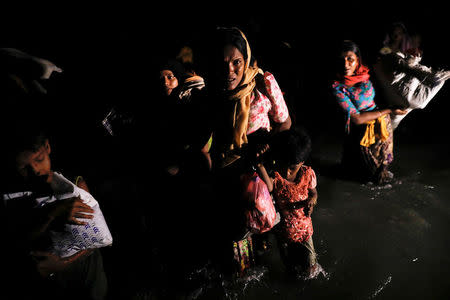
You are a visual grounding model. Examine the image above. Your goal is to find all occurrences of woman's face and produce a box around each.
[222,45,245,91]
[341,51,359,76]
[160,70,179,96]
[390,26,405,43]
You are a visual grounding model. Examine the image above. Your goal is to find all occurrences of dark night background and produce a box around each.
[1,2,448,146]
[1,2,450,299]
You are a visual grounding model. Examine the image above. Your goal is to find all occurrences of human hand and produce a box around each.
[392,108,408,115]
[254,143,270,162]
[33,57,63,79]
[31,249,93,277]
[304,196,317,217]
[31,251,66,277]
[48,197,94,225]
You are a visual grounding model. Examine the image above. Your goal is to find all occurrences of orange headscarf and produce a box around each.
[338,64,370,86]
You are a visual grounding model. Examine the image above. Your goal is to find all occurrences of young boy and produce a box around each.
[1,120,110,300]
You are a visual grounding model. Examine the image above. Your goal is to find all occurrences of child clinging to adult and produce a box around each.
[256,127,320,279]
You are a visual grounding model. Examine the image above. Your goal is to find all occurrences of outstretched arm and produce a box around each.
[0,48,62,79]
[350,108,407,125]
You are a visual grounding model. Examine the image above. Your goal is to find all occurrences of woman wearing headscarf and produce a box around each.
[207,27,291,169]
[204,27,291,275]
[332,40,407,184]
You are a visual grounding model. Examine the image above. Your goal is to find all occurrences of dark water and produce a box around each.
[112,128,450,300]
[3,6,449,299]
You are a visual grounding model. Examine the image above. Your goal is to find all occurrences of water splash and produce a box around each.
[222,266,269,299]
[368,275,392,299]
[368,184,393,191]
[295,262,330,281]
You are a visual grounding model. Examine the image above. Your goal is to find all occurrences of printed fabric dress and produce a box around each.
[272,166,317,244]
[332,79,394,183]
[247,71,289,135]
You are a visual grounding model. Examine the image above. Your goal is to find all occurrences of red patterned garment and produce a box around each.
[247,72,289,135]
[272,166,317,243]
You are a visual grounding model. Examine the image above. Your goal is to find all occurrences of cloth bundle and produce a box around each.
[386,52,450,129]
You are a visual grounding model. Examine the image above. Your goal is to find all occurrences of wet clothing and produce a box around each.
[332,66,394,183]
[341,114,394,182]
[278,236,317,272]
[272,166,316,244]
[272,166,318,273]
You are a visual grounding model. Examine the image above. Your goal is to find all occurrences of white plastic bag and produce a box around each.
[36,172,113,257]
[3,172,113,258]
[389,53,450,129]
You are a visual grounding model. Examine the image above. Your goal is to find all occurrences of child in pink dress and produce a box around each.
[256,127,319,278]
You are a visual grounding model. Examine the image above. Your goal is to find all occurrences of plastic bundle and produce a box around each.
[241,172,277,234]
[388,52,450,129]
[37,173,112,257]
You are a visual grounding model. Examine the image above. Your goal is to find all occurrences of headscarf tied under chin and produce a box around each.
[227,28,263,150]
[338,64,370,86]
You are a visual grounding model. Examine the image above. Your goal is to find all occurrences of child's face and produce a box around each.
[15,139,53,184]
[278,162,304,182]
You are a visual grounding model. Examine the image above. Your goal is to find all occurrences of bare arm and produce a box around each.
[350,108,407,125]
[256,163,273,192]
[28,197,94,243]
[272,115,292,134]
[201,141,212,171]
[304,187,318,217]
[0,48,62,79]
[31,249,94,277]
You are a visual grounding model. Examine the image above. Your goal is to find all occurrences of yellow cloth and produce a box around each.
[360,115,390,147]
[228,28,263,150]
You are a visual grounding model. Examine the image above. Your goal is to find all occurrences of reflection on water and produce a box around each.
[127,141,450,299]
[368,275,392,299]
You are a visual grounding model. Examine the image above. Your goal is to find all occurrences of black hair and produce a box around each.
[334,40,363,74]
[214,27,248,61]
[4,118,48,157]
[205,27,249,91]
[339,40,363,64]
[158,58,187,83]
[388,21,408,36]
[270,126,312,166]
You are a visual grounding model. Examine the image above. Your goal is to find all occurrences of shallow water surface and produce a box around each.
[170,135,450,300]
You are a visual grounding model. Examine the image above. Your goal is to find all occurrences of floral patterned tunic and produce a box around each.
[272,166,317,244]
[247,72,289,135]
[331,80,376,132]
